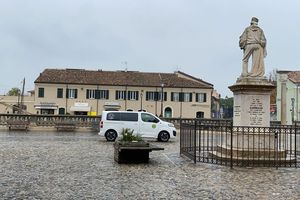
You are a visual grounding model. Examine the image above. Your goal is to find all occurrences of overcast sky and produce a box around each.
[1,0,299,97]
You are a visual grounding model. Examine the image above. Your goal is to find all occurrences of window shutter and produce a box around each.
[154,92,158,101]
[136,91,139,100]
[86,90,89,99]
[124,91,127,100]
[146,92,149,100]
[66,89,69,98]
[189,93,193,102]
[95,90,100,99]
[164,92,167,101]
[196,93,199,102]
[171,92,174,101]
[204,93,207,102]
[74,89,78,99]
[115,91,118,100]
[179,92,183,102]
[106,90,109,99]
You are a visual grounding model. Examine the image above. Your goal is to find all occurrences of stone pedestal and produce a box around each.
[229,77,275,127]
[210,77,296,163]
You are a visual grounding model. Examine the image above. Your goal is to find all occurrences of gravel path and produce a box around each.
[0,131,299,200]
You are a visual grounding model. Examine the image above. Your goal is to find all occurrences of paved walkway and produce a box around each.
[0,131,299,200]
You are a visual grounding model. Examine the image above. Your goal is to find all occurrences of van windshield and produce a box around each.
[141,113,159,123]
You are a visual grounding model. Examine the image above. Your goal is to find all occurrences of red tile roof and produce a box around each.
[288,71,300,84]
[35,69,213,89]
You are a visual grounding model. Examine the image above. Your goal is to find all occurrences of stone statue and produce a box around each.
[239,17,267,77]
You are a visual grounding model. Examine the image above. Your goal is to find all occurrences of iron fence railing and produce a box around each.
[180,119,300,168]
[0,114,101,131]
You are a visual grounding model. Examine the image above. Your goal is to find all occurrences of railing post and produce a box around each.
[295,124,297,168]
[230,121,233,169]
[194,120,197,164]
[179,119,182,155]
[275,130,278,169]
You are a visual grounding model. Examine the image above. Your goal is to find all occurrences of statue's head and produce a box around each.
[251,17,259,25]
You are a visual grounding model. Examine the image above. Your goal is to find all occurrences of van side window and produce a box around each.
[141,113,159,123]
[120,113,138,122]
[107,112,121,121]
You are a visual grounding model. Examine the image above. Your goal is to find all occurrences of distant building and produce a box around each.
[0,95,35,114]
[26,69,214,118]
[276,70,300,124]
[211,90,221,118]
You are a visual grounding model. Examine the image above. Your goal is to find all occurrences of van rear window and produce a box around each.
[106,112,138,122]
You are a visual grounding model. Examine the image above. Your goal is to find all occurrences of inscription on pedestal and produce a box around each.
[234,106,241,117]
[233,93,270,127]
[248,98,265,126]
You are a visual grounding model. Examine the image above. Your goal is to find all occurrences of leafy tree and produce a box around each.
[220,96,234,119]
[268,69,277,104]
[7,87,21,96]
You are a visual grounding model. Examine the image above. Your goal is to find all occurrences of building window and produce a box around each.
[171,92,180,102]
[146,91,156,101]
[38,88,44,98]
[146,91,167,101]
[98,90,109,99]
[183,93,192,102]
[116,90,126,100]
[127,91,139,100]
[86,89,96,99]
[196,111,204,118]
[87,89,109,100]
[196,93,207,103]
[66,89,78,99]
[171,92,192,102]
[57,88,63,98]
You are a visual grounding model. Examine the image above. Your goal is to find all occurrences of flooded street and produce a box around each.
[0,130,299,199]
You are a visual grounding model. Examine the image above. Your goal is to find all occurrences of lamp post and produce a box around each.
[297,84,299,121]
[160,83,164,117]
[140,90,143,111]
[291,98,295,123]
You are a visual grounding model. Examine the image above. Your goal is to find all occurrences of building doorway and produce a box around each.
[196,111,204,118]
[58,108,65,115]
[164,107,172,118]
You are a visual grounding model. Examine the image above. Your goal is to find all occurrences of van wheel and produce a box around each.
[105,130,117,142]
[158,131,170,142]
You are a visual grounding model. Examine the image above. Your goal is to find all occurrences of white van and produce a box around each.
[98,111,176,142]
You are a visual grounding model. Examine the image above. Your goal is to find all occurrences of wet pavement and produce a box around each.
[0,130,299,200]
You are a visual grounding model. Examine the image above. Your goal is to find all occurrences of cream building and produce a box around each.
[0,94,35,114]
[1,69,214,118]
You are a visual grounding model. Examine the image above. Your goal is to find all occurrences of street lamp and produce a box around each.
[297,84,300,121]
[160,83,164,117]
[140,90,143,111]
[291,98,295,123]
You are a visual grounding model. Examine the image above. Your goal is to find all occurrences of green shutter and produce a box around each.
[95,90,100,99]
[74,89,78,99]
[106,90,109,99]
[86,89,89,99]
[179,92,183,102]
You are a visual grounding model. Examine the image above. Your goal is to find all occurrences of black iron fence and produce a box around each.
[0,114,101,131]
[180,119,300,168]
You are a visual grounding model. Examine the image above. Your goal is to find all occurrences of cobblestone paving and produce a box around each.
[0,131,299,200]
